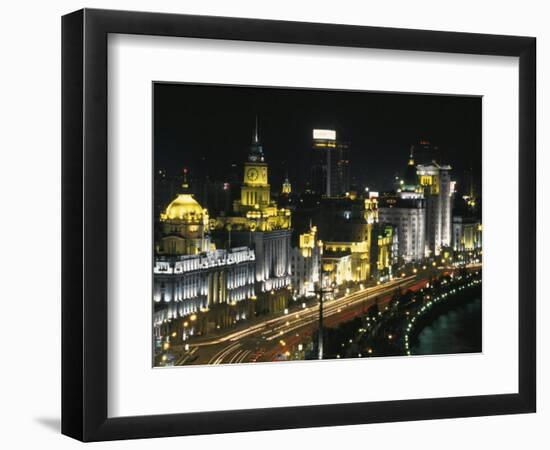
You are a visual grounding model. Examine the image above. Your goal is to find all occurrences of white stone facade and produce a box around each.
[153,247,256,326]
[417,163,453,256]
[379,198,426,263]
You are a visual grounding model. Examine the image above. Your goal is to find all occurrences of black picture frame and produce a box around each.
[62,8,536,442]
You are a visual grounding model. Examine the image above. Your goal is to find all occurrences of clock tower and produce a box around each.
[241,118,270,207]
[215,117,292,297]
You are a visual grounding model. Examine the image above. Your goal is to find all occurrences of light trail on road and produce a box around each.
[194,275,422,364]
[208,342,241,365]
[262,277,419,341]
[193,276,416,349]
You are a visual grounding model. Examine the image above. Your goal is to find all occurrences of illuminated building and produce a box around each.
[318,194,378,283]
[370,223,397,281]
[324,241,371,282]
[154,168,185,219]
[153,247,256,331]
[290,225,322,298]
[417,163,453,256]
[282,176,292,195]
[310,129,350,197]
[321,251,353,287]
[379,194,426,263]
[452,216,482,252]
[153,176,256,337]
[364,192,379,224]
[157,185,212,256]
[212,120,292,304]
[278,175,293,208]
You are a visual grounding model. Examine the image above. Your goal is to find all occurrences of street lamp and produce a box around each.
[309,269,333,360]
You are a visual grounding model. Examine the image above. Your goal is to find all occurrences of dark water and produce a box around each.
[411,297,482,355]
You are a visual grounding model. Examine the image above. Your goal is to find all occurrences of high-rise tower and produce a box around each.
[310,129,350,197]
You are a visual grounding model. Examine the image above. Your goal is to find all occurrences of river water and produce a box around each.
[411,297,482,355]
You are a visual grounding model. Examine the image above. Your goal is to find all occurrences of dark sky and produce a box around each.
[154,83,481,193]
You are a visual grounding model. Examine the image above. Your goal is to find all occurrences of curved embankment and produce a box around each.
[403,278,482,356]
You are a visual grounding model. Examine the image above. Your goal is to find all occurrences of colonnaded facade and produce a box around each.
[153,123,294,340]
[153,176,257,338]
[211,122,293,313]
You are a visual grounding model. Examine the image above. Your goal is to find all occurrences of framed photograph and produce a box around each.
[62,8,536,441]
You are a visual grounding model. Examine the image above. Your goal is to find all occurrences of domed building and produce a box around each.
[158,192,212,255]
[153,176,256,340]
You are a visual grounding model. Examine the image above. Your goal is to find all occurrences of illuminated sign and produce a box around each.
[313,129,336,141]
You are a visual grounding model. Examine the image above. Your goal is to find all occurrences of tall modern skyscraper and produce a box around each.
[311,129,350,197]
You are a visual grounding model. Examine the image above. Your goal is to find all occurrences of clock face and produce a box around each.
[247,168,259,181]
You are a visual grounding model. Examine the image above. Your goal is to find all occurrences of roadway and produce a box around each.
[174,274,428,365]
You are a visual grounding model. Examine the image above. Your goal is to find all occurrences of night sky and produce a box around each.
[154,83,481,194]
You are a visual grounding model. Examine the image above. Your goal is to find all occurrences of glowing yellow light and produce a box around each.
[313,129,336,140]
[161,194,206,220]
[190,314,197,321]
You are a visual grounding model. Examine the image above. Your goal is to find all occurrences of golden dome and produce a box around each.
[161,194,206,221]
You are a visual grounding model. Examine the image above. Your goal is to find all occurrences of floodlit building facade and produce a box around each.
[452,216,482,252]
[153,182,256,335]
[417,163,453,256]
[379,193,426,263]
[370,223,398,281]
[322,251,353,287]
[290,226,322,298]
[212,121,292,310]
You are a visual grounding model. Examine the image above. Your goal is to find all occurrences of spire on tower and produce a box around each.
[181,167,190,191]
[253,115,259,144]
[248,115,264,162]
[408,145,415,166]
